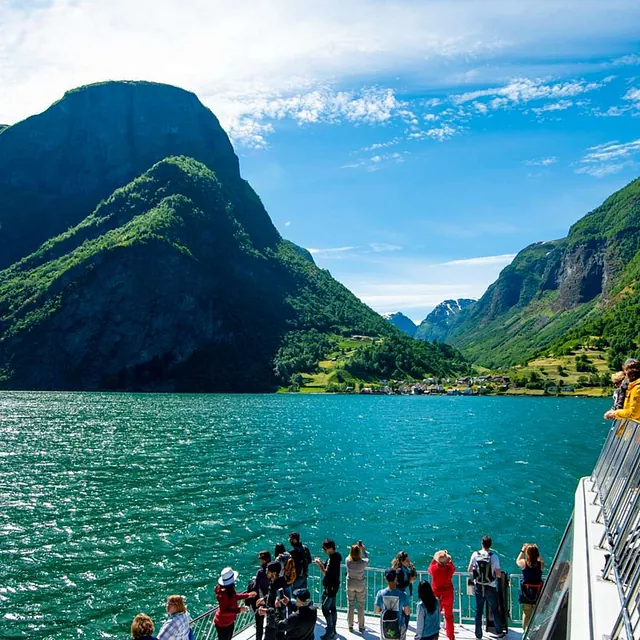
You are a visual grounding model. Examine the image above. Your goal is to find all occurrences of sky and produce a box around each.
[2,1,640,322]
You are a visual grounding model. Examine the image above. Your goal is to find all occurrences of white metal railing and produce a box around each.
[590,419,640,640]
[191,605,256,640]
[306,563,525,626]
[189,563,526,640]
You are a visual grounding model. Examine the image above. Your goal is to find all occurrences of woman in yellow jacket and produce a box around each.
[605,360,640,423]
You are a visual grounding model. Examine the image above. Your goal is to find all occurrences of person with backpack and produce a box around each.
[516,543,545,630]
[467,535,505,639]
[289,532,312,591]
[314,538,342,640]
[375,568,411,640]
[275,543,297,597]
[428,550,455,640]
[415,581,441,640]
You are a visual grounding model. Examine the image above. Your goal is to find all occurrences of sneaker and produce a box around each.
[359,628,365,633]
[348,628,353,633]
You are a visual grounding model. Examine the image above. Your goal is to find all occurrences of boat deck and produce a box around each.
[235,611,523,640]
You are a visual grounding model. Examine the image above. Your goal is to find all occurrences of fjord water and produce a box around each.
[1,392,609,638]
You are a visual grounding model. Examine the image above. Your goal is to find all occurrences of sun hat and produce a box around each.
[218,567,239,586]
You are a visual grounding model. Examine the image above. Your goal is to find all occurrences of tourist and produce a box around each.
[253,551,273,640]
[391,551,417,595]
[346,541,369,633]
[289,532,313,591]
[156,595,191,640]
[605,359,640,421]
[415,581,441,640]
[257,561,289,640]
[275,543,297,595]
[605,359,640,423]
[428,550,455,640]
[276,588,318,640]
[467,536,505,640]
[374,568,410,640]
[314,538,342,640]
[611,371,627,410]
[214,567,257,640]
[516,544,545,630]
[131,613,159,640]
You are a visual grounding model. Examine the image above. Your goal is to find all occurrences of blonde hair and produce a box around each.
[612,371,626,384]
[167,595,187,613]
[433,550,450,564]
[349,544,361,561]
[131,613,155,638]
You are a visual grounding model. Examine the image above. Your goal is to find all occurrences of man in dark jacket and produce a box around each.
[277,588,317,640]
[258,561,290,640]
[289,532,312,590]
[314,538,342,640]
[253,551,272,640]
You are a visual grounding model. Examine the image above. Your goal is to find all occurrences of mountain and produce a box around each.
[439,178,640,368]
[0,82,464,391]
[414,299,476,342]
[382,312,417,336]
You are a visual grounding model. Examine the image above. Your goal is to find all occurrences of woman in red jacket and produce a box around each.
[428,550,455,640]
[214,567,257,640]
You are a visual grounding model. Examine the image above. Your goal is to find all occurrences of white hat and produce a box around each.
[218,567,239,586]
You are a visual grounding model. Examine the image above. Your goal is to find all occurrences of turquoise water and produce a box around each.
[0,392,609,638]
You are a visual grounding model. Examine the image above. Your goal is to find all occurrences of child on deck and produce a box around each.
[428,550,455,640]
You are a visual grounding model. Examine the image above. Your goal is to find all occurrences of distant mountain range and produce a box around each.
[414,299,476,342]
[0,81,464,391]
[418,180,640,369]
[382,312,417,336]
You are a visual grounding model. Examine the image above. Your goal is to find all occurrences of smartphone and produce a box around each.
[358,540,363,546]
[277,588,284,599]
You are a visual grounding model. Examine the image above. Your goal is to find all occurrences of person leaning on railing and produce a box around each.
[605,360,640,423]
[157,595,191,640]
[214,567,257,640]
[516,544,545,630]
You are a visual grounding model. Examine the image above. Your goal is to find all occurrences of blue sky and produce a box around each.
[2,1,640,321]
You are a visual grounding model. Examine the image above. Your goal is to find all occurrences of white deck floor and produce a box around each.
[236,611,523,640]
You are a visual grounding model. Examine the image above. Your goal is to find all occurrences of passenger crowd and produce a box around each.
[129,532,547,640]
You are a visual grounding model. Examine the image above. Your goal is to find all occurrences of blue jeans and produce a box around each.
[322,591,338,637]
[474,584,504,638]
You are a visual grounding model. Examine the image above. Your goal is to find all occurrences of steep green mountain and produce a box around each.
[382,312,417,336]
[440,178,640,367]
[0,82,463,391]
[0,81,278,270]
[415,298,476,342]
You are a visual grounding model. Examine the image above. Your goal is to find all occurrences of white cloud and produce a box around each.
[307,246,357,257]
[575,138,640,177]
[409,125,460,142]
[439,254,517,267]
[369,243,402,252]
[284,221,291,227]
[341,151,406,171]
[624,87,640,104]
[452,77,604,110]
[531,100,574,114]
[523,157,557,166]
[3,0,640,144]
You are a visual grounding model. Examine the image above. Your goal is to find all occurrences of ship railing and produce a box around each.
[191,605,256,640]
[190,564,526,640]
[590,418,640,640]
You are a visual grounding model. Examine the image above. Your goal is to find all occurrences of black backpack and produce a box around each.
[475,550,495,586]
[380,596,402,639]
[291,544,311,578]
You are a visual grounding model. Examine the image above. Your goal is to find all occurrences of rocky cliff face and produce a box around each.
[0,81,279,269]
[382,312,417,336]
[442,177,640,365]
[415,299,475,342]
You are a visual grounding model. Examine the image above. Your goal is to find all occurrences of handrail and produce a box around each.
[189,563,527,640]
[590,419,640,640]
